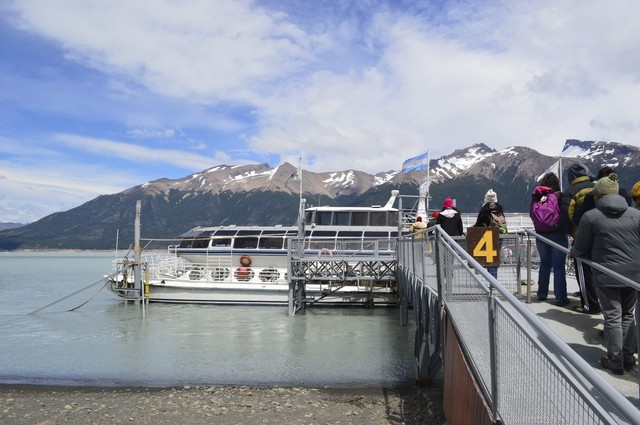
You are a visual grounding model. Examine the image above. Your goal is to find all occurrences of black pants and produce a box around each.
[574,258,601,313]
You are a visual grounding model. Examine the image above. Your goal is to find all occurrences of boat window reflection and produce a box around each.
[258,230,287,249]
[370,212,387,226]
[316,211,332,225]
[210,230,236,247]
[352,212,368,226]
[234,230,259,249]
[335,212,350,225]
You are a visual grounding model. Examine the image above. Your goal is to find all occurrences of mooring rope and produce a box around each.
[67,279,111,312]
[27,276,110,315]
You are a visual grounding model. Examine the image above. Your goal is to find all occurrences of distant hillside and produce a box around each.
[0,222,25,231]
[1,139,638,250]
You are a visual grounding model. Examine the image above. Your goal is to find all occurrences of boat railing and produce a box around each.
[397,226,639,424]
[293,237,396,259]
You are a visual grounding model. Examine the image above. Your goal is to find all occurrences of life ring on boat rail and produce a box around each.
[239,255,252,267]
[317,248,333,257]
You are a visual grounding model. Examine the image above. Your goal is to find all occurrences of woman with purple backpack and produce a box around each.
[531,172,569,306]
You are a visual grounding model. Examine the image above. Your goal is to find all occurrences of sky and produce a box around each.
[1,0,640,223]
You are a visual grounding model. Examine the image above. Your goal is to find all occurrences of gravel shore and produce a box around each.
[1,383,445,424]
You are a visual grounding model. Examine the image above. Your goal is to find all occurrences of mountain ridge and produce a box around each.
[1,139,638,250]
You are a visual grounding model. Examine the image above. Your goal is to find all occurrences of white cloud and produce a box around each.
[53,134,235,170]
[11,0,314,103]
[3,0,640,222]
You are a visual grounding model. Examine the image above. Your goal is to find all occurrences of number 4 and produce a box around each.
[473,231,497,262]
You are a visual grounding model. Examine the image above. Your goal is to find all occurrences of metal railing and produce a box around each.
[397,225,640,424]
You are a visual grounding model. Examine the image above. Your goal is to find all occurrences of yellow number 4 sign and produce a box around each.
[466,227,500,267]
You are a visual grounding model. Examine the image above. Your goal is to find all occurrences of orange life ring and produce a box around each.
[240,255,252,267]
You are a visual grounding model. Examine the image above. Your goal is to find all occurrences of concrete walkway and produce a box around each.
[520,273,639,407]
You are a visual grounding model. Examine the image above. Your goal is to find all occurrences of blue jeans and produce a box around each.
[536,232,568,301]
[487,267,498,279]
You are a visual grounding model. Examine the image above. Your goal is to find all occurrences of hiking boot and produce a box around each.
[601,357,624,375]
[624,356,636,371]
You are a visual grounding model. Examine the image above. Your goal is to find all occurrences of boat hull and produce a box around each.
[110,278,398,307]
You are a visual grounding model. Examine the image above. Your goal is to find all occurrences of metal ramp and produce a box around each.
[287,241,398,316]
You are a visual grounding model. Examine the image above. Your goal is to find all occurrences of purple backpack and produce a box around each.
[530,186,560,232]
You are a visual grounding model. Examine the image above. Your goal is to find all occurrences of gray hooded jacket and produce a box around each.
[571,194,640,287]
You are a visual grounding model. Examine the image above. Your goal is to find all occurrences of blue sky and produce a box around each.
[1,0,640,223]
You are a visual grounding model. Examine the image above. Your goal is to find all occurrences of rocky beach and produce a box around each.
[1,383,445,424]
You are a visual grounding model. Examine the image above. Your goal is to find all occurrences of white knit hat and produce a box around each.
[484,189,497,204]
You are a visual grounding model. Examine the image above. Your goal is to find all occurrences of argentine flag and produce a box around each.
[402,151,429,173]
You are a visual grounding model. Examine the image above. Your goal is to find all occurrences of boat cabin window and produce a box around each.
[352,212,368,226]
[370,212,387,226]
[364,231,391,250]
[310,230,336,250]
[334,211,350,225]
[315,211,332,225]
[178,238,194,248]
[234,230,259,249]
[191,231,215,248]
[210,230,236,247]
[304,211,313,224]
[387,211,399,226]
[178,230,213,248]
[337,230,362,250]
[259,230,287,249]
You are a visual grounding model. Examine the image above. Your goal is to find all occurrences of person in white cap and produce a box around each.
[483,189,497,205]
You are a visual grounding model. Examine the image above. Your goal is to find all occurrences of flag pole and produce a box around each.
[426,149,430,213]
[558,155,563,192]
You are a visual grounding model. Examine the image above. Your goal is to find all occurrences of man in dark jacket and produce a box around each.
[560,162,600,314]
[569,173,640,374]
[573,166,632,224]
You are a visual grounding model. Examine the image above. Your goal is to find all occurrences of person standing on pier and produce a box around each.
[573,166,632,224]
[409,216,427,238]
[569,173,640,375]
[560,162,601,315]
[436,197,464,237]
[473,190,506,278]
[530,172,569,306]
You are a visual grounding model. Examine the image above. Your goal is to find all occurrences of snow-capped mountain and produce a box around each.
[1,140,638,250]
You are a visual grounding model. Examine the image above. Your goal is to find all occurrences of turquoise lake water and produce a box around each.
[0,251,416,387]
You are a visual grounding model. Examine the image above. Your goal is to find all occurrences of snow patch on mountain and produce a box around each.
[324,171,355,187]
[374,171,398,186]
[432,145,494,181]
[499,147,519,156]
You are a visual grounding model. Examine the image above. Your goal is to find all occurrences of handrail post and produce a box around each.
[488,286,499,423]
[526,234,532,304]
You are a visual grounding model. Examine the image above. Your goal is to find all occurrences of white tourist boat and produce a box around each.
[108,190,413,306]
